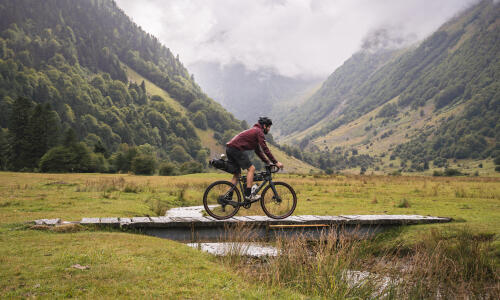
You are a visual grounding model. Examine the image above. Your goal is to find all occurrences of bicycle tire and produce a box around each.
[260,181,297,219]
[203,181,242,219]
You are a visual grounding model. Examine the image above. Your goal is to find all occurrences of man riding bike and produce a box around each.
[226,116,284,201]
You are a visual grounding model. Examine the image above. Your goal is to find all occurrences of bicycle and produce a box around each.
[203,164,297,220]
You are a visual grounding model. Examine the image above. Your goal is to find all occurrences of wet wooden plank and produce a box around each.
[232,216,254,222]
[100,217,119,224]
[297,215,323,221]
[169,217,193,223]
[175,217,202,222]
[150,217,164,223]
[63,214,452,229]
[183,216,206,222]
[131,217,151,223]
[284,216,306,223]
[81,218,100,224]
[119,217,131,224]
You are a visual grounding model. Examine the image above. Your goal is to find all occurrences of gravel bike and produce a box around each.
[203,164,297,220]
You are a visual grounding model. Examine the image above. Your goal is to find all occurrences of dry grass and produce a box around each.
[222,226,499,299]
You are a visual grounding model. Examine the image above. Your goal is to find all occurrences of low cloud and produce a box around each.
[115,0,479,78]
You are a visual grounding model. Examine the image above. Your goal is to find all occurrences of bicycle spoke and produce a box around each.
[203,181,241,219]
[261,182,297,219]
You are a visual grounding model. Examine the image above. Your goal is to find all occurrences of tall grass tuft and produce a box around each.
[257,229,378,298]
[396,198,411,208]
[218,223,260,266]
[390,227,499,298]
[223,226,498,299]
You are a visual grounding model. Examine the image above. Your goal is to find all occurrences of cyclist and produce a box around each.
[226,116,284,201]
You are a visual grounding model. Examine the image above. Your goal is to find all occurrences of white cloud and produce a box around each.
[115,0,479,78]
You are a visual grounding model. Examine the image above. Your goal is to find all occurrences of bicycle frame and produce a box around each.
[225,166,281,207]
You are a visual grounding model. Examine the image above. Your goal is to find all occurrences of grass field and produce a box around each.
[0,171,498,298]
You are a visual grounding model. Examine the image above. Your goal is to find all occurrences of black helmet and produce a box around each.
[258,116,273,126]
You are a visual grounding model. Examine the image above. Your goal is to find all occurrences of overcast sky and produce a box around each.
[115,0,479,78]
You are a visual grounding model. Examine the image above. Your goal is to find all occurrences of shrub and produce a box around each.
[159,162,177,176]
[192,111,208,129]
[433,157,447,168]
[377,103,398,118]
[131,154,156,175]
[89,153,110,173]
[433,170,444,176]
[39,146,74,172]
[39,143,93,173]
[359,167,366,175]
[396,198,411,208]
[444,168,462,176]
[170,145,191,163]
[179,161,203,174]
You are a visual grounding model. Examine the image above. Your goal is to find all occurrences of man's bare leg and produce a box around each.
[246,165,255,189]
[231,173,239,186]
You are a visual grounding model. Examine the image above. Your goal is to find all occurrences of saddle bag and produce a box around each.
[209,158,238,174]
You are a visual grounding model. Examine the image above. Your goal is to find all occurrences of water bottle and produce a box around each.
[251,184,258,195]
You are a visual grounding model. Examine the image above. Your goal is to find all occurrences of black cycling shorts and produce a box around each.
[226,147,252,173]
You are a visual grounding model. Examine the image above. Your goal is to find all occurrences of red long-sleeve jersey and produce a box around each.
[226,123,277,164]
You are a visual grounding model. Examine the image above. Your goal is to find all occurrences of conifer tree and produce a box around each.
[0,129,8,170]
[27,104,60,168]
[8,97,33,171]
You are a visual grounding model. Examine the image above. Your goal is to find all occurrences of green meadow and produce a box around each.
[0,171,498,298]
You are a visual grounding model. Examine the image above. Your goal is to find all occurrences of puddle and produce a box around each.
[186,242,278,257]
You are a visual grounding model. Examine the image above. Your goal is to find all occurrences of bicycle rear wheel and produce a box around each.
[203,181,241,219]
[260,182,297,219]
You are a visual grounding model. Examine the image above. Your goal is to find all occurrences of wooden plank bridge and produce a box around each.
[34,215,452,242]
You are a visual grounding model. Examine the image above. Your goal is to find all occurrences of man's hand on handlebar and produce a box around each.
[276,162,284,169]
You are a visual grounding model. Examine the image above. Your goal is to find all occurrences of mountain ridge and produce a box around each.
[277,0,499,173]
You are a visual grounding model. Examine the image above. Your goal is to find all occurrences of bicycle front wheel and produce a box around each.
[203,181,242,219]
[260,182,297,219]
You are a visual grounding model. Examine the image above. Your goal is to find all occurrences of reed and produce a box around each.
[223,226,499,299]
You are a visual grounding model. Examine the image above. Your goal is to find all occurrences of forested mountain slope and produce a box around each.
[0,0,246,171]
[279,0,499,172]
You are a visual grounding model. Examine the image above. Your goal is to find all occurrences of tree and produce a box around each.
[93,140,107,157]
[131,154,156,175]
[192,111,208,129]
[0,129,8,170]
[195,149,209,167]
[39,146,74,172]
[39,128,93,173]
[140,80,146,93]
[360,166,367,175]
[110,144,138,173]
[27,104,60,168]
[179,161,203,174]
[8,97,33,170]
[170,145,191,163]
[159,162,177,176]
